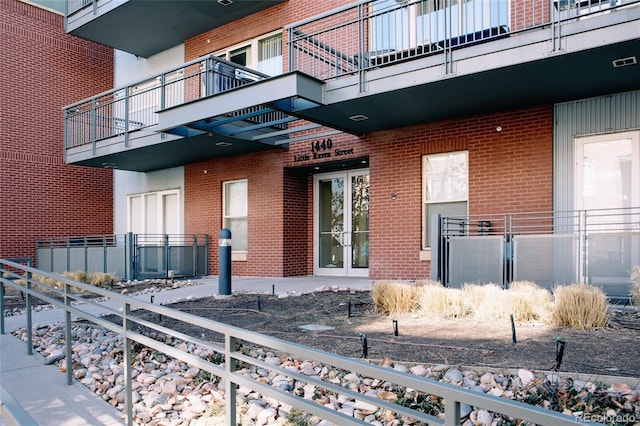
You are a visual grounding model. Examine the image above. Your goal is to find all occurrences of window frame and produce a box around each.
[222,179,248,254]
[422,151,469,250]
[127,189,182,242]
[215,30,283,76]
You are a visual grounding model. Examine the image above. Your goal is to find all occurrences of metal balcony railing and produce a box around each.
[63,56,286,150]
[435,207,640,297]
[0,259,597,426]
[287,0,640,81]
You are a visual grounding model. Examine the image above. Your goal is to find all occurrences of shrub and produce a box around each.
[418,284,470,319]
[551,283,609,329]
[371,280,422,314]
[631,266,640,307]
[373,280,554,322]
[15,271,118,293]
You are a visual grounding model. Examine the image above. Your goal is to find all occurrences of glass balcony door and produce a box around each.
[314,170,369,277]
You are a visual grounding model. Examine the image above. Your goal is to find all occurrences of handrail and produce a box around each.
[287,0,640,80]
[63,54,267,111]
[0,259,601,426]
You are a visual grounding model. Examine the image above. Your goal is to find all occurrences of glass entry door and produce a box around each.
[575,131,640,289]
[314,170,369,276]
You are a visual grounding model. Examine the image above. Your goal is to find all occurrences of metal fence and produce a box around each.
[0,259,599,426]
[433,207,640,298]
[35,233,209,281]
[286,0,640,81]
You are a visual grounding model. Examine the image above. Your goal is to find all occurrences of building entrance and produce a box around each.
[314,170,369,276]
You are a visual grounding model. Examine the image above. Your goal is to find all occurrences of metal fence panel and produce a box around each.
[587,232,640,297]
[448,235,504,287]
[513,234,577,289]
[106,246,126,278]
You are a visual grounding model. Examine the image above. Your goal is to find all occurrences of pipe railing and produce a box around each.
[0,259,600,426]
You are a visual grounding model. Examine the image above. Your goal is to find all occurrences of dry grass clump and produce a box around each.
[502,281,553,322]
[417,285,470,319]
[16,271,118,292]
[371,280,422,314]
[551,283,609,329]
[86,272,118,287]
[373,280,553,322]
[631,266,640,307]
[372,280,612,329]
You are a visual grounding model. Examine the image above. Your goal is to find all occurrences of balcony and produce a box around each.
[64,0,640,172]
[64,56,331,172]
[65,0,287,58]
[285,0,640,135]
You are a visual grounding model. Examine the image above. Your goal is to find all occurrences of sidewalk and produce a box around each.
[0,276,371,425]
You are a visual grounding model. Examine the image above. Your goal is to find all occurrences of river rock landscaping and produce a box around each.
[8,287,640,426]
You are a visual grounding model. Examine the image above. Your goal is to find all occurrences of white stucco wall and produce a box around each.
[112,45,186,235]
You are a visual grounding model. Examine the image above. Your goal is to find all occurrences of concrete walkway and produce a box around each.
[0,276,371,425]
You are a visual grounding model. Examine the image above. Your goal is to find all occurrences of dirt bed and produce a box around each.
[133,290,640,379]
[4,281,639,378]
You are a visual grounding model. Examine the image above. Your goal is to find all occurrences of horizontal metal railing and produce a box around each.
[0,259,599,426]
[441,207,640,237]
[287,0,640,80]
[63,55,286,150]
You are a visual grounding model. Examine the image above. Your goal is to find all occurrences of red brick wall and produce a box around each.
[181,1,554,280]
[184,0,349,61]
[184,150,286,276]
[0,0,114,262]
[367,105,553,280]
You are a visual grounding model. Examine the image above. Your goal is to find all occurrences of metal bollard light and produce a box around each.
[218,228,232,295]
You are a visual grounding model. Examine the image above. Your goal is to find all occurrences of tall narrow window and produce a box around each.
[258,34,283,76]
[223,179,248,251]
[423,151,468,248]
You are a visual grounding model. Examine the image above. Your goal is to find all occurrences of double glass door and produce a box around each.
[314,170,370,276]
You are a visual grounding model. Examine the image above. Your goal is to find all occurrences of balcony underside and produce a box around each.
[297,40,640,136]
[66,130,288,172]
[67,0,286,58]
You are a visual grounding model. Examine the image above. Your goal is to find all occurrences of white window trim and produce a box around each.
[422,151,469,250]
[127,189,181,235]
[214,30,282,73]
[223,179,248,256]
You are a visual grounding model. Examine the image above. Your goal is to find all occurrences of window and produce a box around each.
[216,32,283,76]
[128,190,181,241]
[223,179,248,251]
[423,151,468,248]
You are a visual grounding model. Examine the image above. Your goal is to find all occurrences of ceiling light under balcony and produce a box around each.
[217,0,233,6]
[612,56,637,68]
[216,141,232,147]
[349,114,369,121]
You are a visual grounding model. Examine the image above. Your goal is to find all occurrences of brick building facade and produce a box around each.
[0,0,114,261]
[61,0,639,294]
